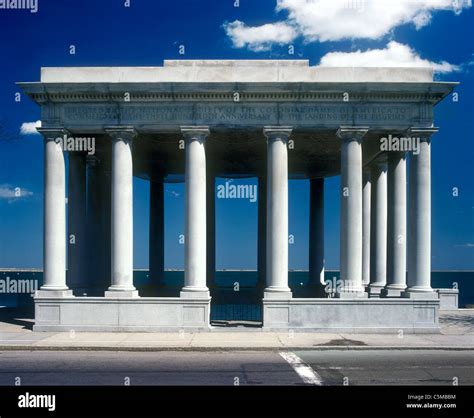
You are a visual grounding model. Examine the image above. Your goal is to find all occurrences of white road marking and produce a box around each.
[280,351,323,385]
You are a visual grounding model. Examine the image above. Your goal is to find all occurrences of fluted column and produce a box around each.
[362,167,371,288]
[309,178,325,296]
[149,180,165,291]
[105,127,138,298]
[383,151,407,297]
[181,126,210,298]
[264,126,292,299]
[36,128,72,297]
[67,152,87,295]
[404,128,438,299]
[368,159,388,297]
[336,127,368,298]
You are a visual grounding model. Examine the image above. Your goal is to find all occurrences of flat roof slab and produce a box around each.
[39,60,434,83]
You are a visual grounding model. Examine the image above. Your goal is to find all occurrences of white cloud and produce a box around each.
[225,0,471,49]
[20,120,41,135]
[318,41,460,73]
[224,20,298,52]
[0,184,33,203]
[454,243,474,248]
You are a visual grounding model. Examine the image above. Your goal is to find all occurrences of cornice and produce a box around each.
[28,91,445,104]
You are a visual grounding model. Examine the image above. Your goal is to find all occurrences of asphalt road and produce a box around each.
[0,349,472,386]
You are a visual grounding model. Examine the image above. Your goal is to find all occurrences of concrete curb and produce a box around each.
[0,345,472,352]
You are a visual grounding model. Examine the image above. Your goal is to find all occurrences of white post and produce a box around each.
[309,178,325,296]
[67,152,87,295]
[105,127,138,298]
[383,151,407,297]
[181,126,210,298]
[362,167,371,287]
[404,128,438,299]
[368,159,388,297]
[336,127,368,298]
[264,126,292,299]
[36,128,72,297]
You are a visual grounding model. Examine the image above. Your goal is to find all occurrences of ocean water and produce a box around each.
[1,270,472,321]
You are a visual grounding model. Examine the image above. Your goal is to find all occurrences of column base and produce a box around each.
[368,284,385,298]
[180,287,210,299]
[402,290,438,300]
[105,288,139,298]
[35,289,74,298]
[263,287,292,300]
[381,286,405,298]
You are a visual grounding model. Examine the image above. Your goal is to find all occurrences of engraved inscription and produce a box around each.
[122,105,193,121]
[195,104,277,122]
[60,102,424,127]
[64,105,119,121]
[280,103,410,123]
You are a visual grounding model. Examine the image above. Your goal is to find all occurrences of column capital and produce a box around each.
[407,127,439,142]
[263,126,292,142]
[180,126,210,142]
[105,126,137,142]
[336,126,369,142]
[37,127,70,142]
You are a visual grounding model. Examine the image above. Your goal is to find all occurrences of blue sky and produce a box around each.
[0,0,473,270]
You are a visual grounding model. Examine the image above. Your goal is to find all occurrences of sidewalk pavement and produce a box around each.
[0,310,472,351]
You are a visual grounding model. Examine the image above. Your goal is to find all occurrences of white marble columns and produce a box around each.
[383,151,407,297]
[309,178,325,295]
[181,126,210,298]
[105,127,138,298]
[264,127,292,299]
[404,128,438,299]
[37,129,72,297]
[337,127,368,297]
[67,152,87,295]
[368,159,388,297]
